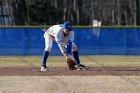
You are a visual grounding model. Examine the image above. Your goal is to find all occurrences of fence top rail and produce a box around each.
[0,26,140,28]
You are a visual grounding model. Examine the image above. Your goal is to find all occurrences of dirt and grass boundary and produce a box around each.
[0,56,140,93]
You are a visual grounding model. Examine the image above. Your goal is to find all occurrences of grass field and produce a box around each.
[1,55,140,67]
[0,55,140,93]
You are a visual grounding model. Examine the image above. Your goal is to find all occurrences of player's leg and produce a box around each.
[41,34,54,71]
[72,43,89,70]
[71,43,80,65]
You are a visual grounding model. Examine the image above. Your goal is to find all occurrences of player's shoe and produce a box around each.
[40,65,48,71]
[76,64,89,71]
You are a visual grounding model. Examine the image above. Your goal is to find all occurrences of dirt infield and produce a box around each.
[0,67,140,76]
[1,56,140,93]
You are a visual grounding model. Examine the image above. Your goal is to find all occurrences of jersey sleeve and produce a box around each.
[55,32,65,53]
[55,32,63,43]
[69,31,74,42]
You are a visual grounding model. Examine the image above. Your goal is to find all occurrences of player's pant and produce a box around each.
[42,33,53,66]
[42,33,81,66]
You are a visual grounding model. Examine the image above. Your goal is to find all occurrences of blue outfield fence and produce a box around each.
[0,27,140,55]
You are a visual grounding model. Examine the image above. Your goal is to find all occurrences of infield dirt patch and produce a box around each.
[0,67,140,76]
[0,56,140,93]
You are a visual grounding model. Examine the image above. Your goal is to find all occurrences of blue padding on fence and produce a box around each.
[0,27,140,55]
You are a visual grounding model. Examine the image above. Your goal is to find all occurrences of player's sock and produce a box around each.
[42,51,49,66]
[73,51,80,65]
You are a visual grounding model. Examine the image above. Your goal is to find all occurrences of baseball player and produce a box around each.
[41,22,89,71]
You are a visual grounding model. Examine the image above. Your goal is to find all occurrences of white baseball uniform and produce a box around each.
[43,25,77,53]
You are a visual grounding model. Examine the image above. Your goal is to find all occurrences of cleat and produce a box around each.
[40,65,48,71]
[76,64,89,71]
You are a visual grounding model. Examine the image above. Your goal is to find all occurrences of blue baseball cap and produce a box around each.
[63,22,72,31]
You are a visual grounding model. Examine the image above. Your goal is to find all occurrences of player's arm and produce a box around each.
[67,31,74,55]
[57,42,68,58]
[67,40,72,55]
[55,32,69,58]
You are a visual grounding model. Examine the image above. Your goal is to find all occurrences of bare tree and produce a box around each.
[136,0,139,25]
[0,0,139,26]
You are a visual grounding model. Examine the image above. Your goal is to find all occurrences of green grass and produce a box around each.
[0,55,140,67]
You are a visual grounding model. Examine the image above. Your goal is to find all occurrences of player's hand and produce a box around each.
[66,57,70,62]
[66,55,73,61]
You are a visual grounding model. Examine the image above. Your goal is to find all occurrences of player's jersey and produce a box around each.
[44,25,74,44]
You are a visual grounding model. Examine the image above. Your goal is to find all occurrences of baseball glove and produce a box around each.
[67,59,77,70]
